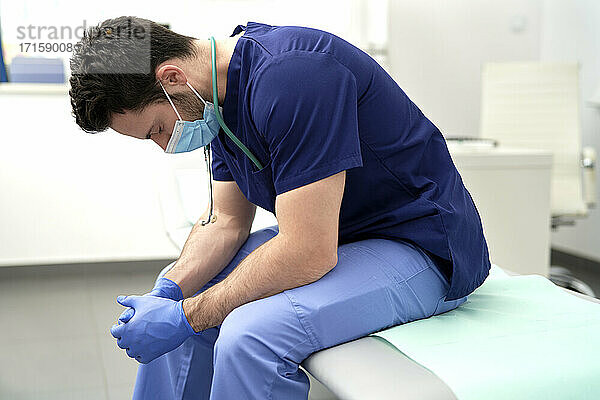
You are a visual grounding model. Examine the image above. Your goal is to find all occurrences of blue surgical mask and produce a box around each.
[159,81,222,154]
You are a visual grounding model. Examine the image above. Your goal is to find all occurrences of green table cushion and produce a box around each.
[371,266,600,400]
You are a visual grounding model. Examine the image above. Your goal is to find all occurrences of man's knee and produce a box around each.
[214,301,273,362]
[214,294,309,363]
[196,227,279,293]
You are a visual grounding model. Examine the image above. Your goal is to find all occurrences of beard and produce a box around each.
[170,90,205,121]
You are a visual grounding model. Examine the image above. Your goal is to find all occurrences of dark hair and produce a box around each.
[69,16,197,133]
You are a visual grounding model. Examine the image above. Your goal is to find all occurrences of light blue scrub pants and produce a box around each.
[133,226,467,400]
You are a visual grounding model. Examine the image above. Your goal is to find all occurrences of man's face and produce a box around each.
[110,90,204,151]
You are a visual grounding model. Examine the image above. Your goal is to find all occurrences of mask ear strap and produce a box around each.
[158,81,183,120]
[186,82,208,106]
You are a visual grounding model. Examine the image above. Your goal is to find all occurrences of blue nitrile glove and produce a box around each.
[116,277,183,325]
[148,277,184,301]
[110,295,198,364]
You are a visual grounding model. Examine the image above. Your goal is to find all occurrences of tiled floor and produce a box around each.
[0,260,172,400]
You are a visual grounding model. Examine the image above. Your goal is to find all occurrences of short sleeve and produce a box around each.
[250,52,363,195]
[210,141,234,181]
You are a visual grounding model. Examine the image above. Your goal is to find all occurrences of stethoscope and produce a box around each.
[201,36,262,226]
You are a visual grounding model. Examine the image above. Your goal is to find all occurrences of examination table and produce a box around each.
[302,335,458,400]
[300,267,600,400]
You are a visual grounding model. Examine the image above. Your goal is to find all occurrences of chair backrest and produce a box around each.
[480,62,586,217]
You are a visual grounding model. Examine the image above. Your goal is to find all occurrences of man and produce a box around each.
[69,17,490,399]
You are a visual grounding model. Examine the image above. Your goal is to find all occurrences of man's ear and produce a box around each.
[156,64,187,87]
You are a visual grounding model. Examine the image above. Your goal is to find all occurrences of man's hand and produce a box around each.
[147,277,184,301]
[114,277,184,331]
[110,295,197,364]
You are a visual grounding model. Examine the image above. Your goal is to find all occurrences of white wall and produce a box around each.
[540,0,600,262]
[387,0,542,137]
[0,92,181,265]
[0,0,372,68]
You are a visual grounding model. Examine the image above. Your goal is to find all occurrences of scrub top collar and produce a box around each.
[232,24,245,36]
[231,22,262,36]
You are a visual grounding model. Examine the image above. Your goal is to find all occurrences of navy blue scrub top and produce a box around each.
[211,22,490,300]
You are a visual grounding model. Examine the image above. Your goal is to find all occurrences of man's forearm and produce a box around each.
[183,233,337,331]
[165,212,250,298]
